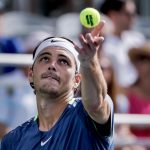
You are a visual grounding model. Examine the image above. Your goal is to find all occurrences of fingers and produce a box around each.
[86,34,96,51]
[91,20,105,37]
[86,34,104,50]
[76,33,104,52]
[94,36,104,46]
[79,34,90,51]
[75,34,89,54]
[76,20,105,57]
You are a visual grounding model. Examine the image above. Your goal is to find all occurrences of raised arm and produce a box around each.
[75,21,111,124]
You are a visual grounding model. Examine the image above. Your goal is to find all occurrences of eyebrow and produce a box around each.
[37,52,72,62]
[37,52,51,58]
[58,54,72,65]
[59,54,70,59]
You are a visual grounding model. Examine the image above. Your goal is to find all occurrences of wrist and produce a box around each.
[80,60,100,73]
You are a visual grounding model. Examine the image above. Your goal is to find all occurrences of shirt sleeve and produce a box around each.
[0,128,18,150]
[1,134,10,150]
[92,95,114,136]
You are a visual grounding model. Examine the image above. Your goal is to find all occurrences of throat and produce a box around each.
[38,100,68,131]
[36,91,74,131]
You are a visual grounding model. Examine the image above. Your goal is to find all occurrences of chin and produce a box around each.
[40,87,58,93]
[39,83,59,94]
[41,88,60,97]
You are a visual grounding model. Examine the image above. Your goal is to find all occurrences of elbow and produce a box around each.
[85,94,104,112]
[86,93,110,123]
[88,100,111,124]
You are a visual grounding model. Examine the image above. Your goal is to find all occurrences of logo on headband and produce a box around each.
[51,39,61,43]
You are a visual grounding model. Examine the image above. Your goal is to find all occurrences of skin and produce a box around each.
[28,21,111,131]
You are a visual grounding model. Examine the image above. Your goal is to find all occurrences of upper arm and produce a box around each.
[87,95,113,124]
[91,95,114,136]
[81,95,114,136]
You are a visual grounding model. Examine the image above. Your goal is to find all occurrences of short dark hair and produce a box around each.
[99,0,127,15]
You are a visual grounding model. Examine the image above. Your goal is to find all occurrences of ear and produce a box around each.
[74,73,81,88]
[28,67,34,85]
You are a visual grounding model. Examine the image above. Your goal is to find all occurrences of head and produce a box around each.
[100,0,136,32]
[28,37,81,98]
[128,42,150,83]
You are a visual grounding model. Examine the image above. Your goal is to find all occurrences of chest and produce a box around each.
[16,115,96,150]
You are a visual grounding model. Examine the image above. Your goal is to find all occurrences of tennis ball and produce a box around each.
[80,7,101,28]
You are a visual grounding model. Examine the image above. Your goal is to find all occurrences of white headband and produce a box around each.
[33,37,80,72]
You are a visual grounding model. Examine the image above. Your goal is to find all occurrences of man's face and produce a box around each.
[29,46,77,98]
[118,0,136,30]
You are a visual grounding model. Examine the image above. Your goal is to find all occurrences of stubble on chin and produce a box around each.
[39,86,59,98]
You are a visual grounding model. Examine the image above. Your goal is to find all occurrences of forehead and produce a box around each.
[37,46,76,61]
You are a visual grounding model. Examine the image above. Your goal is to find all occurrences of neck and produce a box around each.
[36,91,74,131]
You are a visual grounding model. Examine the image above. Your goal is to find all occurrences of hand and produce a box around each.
[75,21,105,67]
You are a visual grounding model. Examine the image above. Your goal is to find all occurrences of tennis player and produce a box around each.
[1,22,114,150]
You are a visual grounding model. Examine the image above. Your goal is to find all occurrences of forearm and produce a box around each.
[80,58,110,123]
[76,22,112,123]
[80,58,107,105]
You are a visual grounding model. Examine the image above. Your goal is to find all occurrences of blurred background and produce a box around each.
[0,0,150,150]
[1,0,150,39]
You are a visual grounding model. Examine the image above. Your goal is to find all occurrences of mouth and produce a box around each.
[41,72,60,83]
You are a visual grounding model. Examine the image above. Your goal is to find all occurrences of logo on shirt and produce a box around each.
[41,136,52,146]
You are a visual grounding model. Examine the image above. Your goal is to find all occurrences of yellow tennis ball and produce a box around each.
[80,7,101,28]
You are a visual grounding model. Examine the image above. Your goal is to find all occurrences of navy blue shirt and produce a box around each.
[1,97,114,150]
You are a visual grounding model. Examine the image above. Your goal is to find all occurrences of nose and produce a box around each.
[48,60,57,71]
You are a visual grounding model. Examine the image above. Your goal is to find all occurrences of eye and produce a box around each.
[40,56,49,63]
[59,58,69,66]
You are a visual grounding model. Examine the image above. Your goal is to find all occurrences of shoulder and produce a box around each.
[1,118,35,148]
[72,96,114,116]
[68,97,82,107]
[74,95,114,128]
